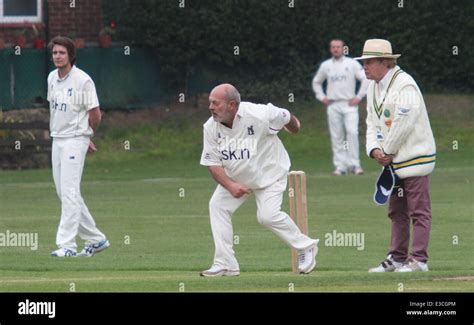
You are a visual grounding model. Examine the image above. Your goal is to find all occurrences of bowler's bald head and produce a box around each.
[210,83,241,105]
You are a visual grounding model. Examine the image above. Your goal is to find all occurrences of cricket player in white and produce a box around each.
[47,36,109,257]
[312,39,369,176]
[200,84,319,276]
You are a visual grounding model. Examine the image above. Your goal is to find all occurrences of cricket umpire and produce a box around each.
[47,36,109,257]
[356,39,436,272]
[200,83,319,276]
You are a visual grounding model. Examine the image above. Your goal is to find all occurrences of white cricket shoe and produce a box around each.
[352,166,364,175]
[51,248,76,257]
[77,239,110,257]
[298,239,319,274]
[395,259,429,272]
[368,254,403,272]
[332,169,347,176]
[200,264,240,277]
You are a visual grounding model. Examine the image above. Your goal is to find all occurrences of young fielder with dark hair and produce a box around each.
[47,36,110,257]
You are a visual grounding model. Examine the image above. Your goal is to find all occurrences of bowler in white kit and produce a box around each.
[200,83,319,276]
[47,36,109,257]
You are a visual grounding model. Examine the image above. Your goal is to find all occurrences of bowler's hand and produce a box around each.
[349,97,361,106]
[372,149,392,166]
[228,182,251,198]
[283,115,301,134]
[88,140,97,154]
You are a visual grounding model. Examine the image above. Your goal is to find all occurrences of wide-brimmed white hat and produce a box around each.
[354,39,401,60]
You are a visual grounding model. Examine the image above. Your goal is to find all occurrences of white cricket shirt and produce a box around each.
[200,102,292,189]
[47,65,99,138]
[312,56,368,102]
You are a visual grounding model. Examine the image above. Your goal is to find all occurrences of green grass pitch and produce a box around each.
[0,95,472,292]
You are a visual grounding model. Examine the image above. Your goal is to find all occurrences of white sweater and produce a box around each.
[365,66,436,179]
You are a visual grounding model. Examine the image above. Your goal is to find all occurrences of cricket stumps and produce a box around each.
[288,170,309,273]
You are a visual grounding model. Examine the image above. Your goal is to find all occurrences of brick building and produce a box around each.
[0,0,104,48]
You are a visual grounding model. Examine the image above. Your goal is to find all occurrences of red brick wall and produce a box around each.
[48,0,103,41]
[0,0,103,47]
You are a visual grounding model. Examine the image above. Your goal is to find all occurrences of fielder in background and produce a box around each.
[47,36,110,257]
[356,39,436,273]
[312,39,369,176]
[200,83,319,277]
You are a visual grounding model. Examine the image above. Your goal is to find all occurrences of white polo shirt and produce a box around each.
[200,102,291,189]
[312,56,368,102]
[47,66,99,138]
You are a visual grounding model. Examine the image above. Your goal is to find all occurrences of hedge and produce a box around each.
[103,0,473,101]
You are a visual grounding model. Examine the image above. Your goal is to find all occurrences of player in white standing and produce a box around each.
[200,83,319,276]
[312,39,369,176]
[47,36,109,257]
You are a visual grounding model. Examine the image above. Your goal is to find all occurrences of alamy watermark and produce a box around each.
[0,230,38,250]
[18,299,55,318]
[217,135,258,160]
[49,89,97,109]
[324,230,365,251]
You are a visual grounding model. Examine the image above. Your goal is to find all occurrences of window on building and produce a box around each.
[0,0,42,23]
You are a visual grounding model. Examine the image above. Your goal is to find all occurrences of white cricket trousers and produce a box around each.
[327,101,361,171]
[209,176,316,270]
[52,136,106,251]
